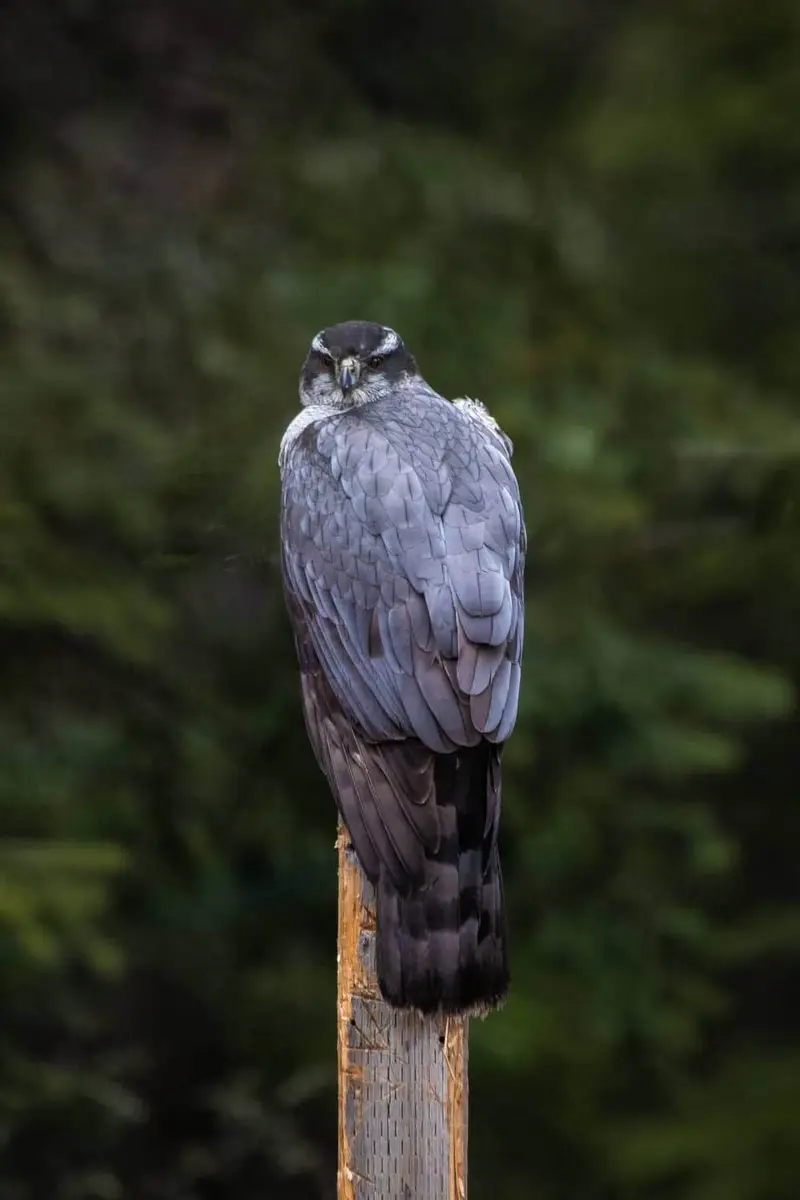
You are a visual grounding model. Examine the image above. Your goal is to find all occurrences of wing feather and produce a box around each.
[280,391,525,888]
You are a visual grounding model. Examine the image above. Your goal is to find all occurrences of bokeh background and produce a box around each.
[2,1,800,1197]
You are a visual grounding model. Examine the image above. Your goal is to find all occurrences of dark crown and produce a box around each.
[319,321,390,359]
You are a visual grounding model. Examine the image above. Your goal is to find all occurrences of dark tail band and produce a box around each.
[375,744,509,1015]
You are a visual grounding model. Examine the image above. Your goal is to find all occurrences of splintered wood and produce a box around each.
[337,824,469,1200]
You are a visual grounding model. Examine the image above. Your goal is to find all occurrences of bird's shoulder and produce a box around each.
[279,404,340,476]
[280,388,519,526]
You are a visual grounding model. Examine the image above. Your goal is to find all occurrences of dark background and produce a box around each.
[1,1,799,1196]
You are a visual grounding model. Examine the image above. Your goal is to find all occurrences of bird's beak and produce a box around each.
[337,356,360,392]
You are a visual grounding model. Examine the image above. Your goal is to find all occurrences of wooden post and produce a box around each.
[337,824,469,1200]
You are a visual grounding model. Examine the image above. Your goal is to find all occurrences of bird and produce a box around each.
[279,320,525,1015]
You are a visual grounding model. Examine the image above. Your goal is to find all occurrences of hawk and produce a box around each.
[279,320,525,1014]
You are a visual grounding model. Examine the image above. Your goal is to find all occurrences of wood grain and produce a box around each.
[337,824,469,1200]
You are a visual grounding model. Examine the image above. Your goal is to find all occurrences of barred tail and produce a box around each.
[375,743,509,1015]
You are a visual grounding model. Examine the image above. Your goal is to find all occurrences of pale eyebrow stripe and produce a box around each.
[373,328,400,357]
[311,332,334,359]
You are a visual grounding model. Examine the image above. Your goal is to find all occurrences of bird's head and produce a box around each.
[299,320,419,409]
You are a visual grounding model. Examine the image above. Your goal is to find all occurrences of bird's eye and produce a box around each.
[367,355,383,369]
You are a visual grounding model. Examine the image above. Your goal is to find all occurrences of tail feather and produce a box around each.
[293,640,508,1014]
[376,742,509,1014]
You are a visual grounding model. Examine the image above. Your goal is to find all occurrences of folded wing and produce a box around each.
[280,393,525,887]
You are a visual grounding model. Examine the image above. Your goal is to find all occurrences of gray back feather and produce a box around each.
[280,385,525,755]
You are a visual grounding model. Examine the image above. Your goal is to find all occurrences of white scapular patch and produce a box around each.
[279,404,336,468]
[454,396,514,456]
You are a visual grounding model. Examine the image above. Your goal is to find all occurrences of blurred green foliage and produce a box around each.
[1,0,799,1196]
